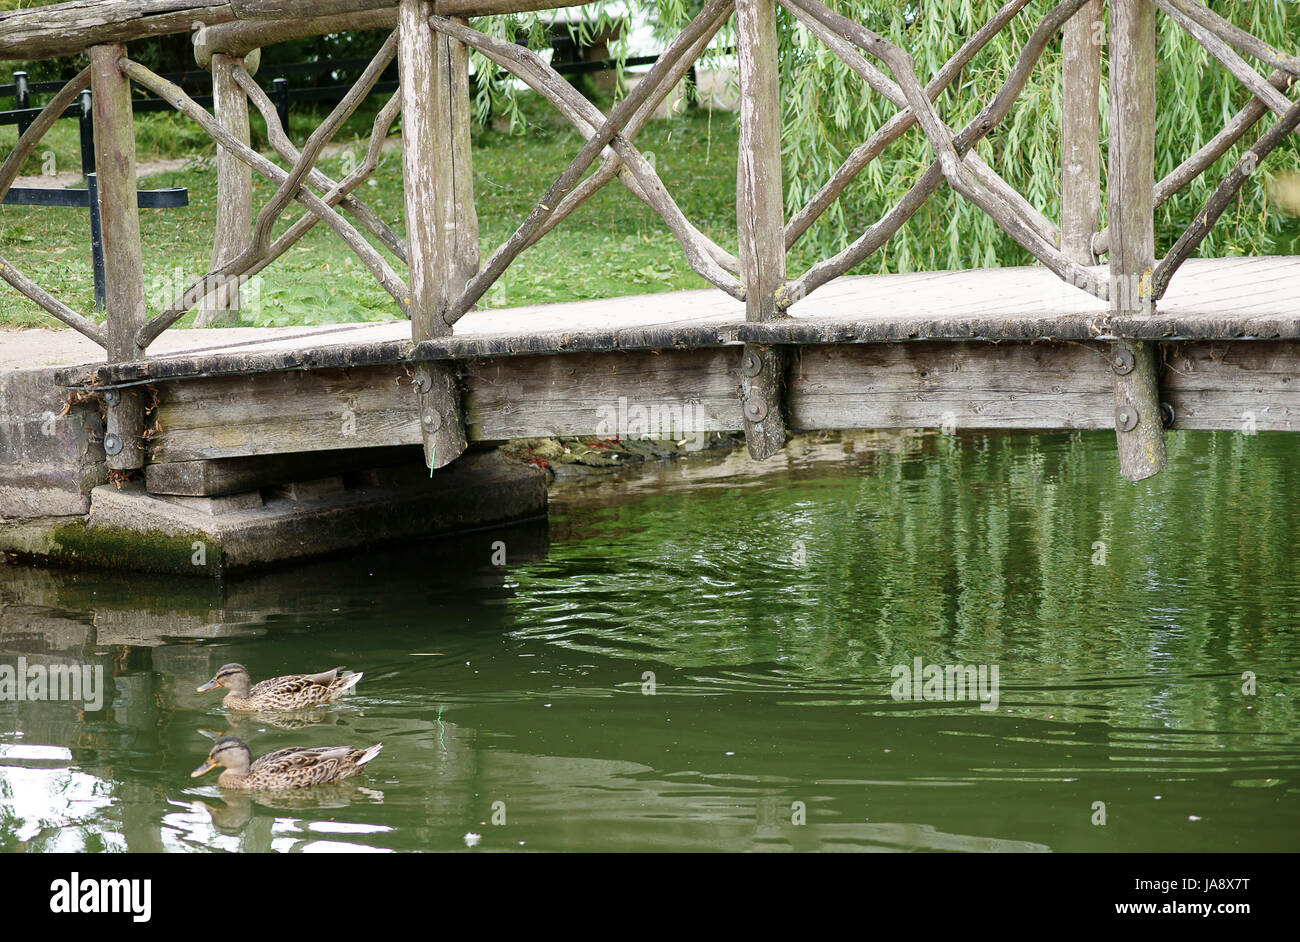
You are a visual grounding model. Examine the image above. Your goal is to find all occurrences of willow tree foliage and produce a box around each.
[475,0,1300,271]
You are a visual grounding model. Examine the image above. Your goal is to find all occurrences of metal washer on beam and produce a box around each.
[1110,346,1135,375]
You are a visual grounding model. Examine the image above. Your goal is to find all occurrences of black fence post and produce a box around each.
[14,71,30,136]
[86,172,107,311]
[274,77,290,133]
[78,88,95,177]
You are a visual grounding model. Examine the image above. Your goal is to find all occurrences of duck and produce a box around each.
[190,736,383,790]
[197,663,362,712]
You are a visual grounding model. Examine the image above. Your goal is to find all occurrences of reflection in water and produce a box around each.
[1,430,1298,852]
[181,785,390,850]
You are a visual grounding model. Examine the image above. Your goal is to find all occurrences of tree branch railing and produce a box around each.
[124,34,410,348]
[1,0,1297,474]
[0,67,102,344]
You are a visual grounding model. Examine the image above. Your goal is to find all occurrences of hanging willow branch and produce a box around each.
[1153,96,1300,300]
[784,0,1033,249]
[785,0,1096,305]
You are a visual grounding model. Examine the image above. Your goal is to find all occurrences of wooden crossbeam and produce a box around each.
[137,340,1300,464]
[785,0,1034,248]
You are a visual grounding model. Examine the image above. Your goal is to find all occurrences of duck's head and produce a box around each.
[197,663,252,697]
[191,736,253,779]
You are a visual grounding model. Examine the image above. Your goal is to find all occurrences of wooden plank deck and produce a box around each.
[51,255,1300,389]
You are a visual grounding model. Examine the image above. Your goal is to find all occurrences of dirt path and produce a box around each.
[11,156,192,191]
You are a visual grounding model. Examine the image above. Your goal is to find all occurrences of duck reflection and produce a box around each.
[206,707,348,733]
[188,785,387,845]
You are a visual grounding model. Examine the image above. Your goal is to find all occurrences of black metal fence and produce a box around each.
[1,51,673,143]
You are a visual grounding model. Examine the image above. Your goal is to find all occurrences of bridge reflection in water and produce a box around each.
[1,430,1296,852]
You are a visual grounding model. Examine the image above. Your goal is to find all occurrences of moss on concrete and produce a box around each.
[46,519,223,575]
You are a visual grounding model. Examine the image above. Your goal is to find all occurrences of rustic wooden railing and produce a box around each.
[1,0,1298,481]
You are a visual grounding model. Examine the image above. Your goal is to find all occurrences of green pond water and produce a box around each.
[1,429,1297,853]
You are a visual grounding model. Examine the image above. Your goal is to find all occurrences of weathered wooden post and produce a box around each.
[735,0,788,460]
[90,43,147,472]
[196,52,254,327]
[1107,0,1165,481]
[435,23,480,303]
[1061,0,1103,264]
[399,0,471,469]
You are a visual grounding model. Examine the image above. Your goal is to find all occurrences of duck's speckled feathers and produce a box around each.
[241,744,380,789]
[199,663,364,712]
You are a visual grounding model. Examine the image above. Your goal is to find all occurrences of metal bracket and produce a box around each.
[743,396,769,423]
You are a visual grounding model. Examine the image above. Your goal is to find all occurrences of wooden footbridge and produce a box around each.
[3,0,1299,510]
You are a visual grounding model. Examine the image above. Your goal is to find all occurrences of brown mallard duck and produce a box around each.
[190,736,383,790]
[197,663,363,712]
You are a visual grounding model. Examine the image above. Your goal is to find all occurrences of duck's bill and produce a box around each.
[196,680,221,692]
[190,758,219,778]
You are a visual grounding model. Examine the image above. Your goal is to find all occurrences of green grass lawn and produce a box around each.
[0,96,780,331]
